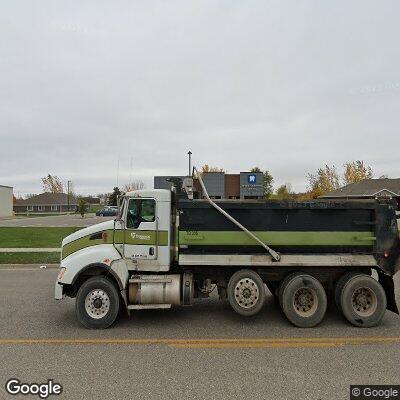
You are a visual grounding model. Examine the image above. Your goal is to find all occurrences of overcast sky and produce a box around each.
[1,1,399,196]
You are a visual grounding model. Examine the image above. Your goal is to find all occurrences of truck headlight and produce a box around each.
[57,267,66,281]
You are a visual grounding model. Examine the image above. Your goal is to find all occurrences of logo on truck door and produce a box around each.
[130,233,151,241]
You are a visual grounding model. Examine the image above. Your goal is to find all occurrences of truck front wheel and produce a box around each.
[280,274,327,328]
[227,269,266,317]
[75,276,120,329]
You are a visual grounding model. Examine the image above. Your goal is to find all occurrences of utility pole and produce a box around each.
[188,151,192,176]
[67,180,71,213]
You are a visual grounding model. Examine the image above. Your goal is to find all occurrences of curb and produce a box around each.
[0,248,61,253]
[0,264,60,269]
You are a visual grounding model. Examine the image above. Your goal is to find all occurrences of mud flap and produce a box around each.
[378,272,399,314]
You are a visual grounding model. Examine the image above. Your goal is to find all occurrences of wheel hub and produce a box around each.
[298,293,310,307]
[351,287,376,316]
[355,293,367,307]
[234,278,259,309]
[93,298,103,309]
[293,287,318,316]
[85,289,110,319]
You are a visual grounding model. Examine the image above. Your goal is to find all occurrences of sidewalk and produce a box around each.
[0,264,59,268]
[0,248,61,252]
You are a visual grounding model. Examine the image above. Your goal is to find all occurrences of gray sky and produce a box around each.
[1,1,399,197]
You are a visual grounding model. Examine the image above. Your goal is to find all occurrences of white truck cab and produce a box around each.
[55,189,175,327]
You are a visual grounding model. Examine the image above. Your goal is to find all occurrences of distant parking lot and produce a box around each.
[0,214,114,228]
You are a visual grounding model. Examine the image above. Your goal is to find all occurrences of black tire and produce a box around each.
[76,276,120,329]
[340,274,386,328]
[281,274,327,328]
[334,272,358,312]
[278,272,301,309]
[99,213,104,217]
[227,269,266,317]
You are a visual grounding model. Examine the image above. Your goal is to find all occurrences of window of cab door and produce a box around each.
[126,198,156,229]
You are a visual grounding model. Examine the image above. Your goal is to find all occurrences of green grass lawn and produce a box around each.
[14,213,70,218]
[88,204,103,213]
[0,227,80,248]
[0,252,60,264]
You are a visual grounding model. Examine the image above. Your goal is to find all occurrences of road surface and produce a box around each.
[0,267,399,400]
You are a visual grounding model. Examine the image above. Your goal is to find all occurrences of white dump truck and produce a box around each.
[55,173,400,329]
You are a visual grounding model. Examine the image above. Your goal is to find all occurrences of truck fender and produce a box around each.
[378,272,399,314]
[59,244,122,287]
[70,263,124,291]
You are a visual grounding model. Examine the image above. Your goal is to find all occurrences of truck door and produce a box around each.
[124,197,158,260]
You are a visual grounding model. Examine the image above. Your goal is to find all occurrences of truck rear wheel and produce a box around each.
[227,269,266,317]
[278,272,301,309]
[280,274,327,328]
[76,276,120,329]
[339,274,386,327]
[334,272,357,312]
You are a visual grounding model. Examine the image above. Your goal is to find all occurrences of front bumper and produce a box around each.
[55,281,64,300]
[55,267,66,300]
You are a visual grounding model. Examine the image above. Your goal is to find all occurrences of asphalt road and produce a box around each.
[0,214,114,227]
[0,268,399,400]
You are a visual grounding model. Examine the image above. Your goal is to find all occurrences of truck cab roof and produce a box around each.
[125,189,171,202]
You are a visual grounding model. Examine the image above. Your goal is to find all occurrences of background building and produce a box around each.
[14,193,78,213]
[154,172,264,200]
[224,174,240,199]
[154,176,187,190]
[320,178,400,209]
[0,185,13,217]
[240,172,264,199]
[201,172,225,199]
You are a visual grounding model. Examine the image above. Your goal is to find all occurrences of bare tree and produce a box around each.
[123,179,145,193]
[41,175,64,193]
[97,193,110,205]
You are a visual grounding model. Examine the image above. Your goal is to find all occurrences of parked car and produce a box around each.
[96,206,118,217]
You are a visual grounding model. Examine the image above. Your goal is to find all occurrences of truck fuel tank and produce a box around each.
[128,274,181,305]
